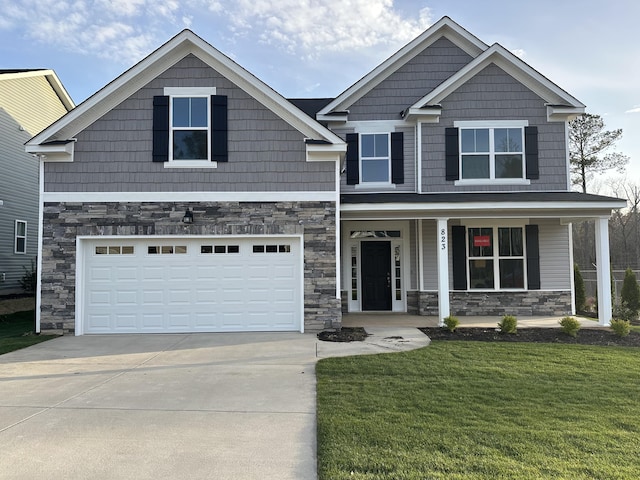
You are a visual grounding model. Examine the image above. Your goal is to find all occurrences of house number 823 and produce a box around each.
[440,228,446,250]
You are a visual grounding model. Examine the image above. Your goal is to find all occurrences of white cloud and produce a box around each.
[208,0,433,58]
[0,0,186,64]
[511,48,526,58]
[626,106,640,114]
[0,0,432,67]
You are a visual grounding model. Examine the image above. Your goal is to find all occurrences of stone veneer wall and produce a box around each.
[41,201,340,334]
[450,291,572,317]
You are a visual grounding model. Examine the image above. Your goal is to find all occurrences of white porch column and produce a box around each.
[595,217,612,326]
[436,218,450,326]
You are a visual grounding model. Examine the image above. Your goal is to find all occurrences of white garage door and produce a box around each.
[81,237,302,334]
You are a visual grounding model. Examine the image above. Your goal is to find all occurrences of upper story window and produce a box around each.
[14,220,26,254]
[446,121,537,185]
[460,127,524,179]
[360,133,390,184]
[153,87,227,168]
[345,130,404,187]
[171,96,209,161]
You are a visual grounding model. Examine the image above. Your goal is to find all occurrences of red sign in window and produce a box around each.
[473,235,491,247]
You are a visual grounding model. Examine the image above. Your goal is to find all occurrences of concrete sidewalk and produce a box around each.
[0,329,430,480]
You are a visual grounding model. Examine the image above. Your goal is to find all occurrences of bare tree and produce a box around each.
[569,113,628,193]
[607,178,640,269]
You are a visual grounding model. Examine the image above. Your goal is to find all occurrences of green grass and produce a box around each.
[317,342,640,479]
[0,310,58,355]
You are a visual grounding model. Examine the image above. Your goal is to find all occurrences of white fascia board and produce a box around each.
[42,191,338,203]
[317,17,487,116]
[402,107,441,123]
[306,142,347,162]
[340,200,627,214]
[44,71,75,111]
[547,105,585,122]
[25,141,75,162]
[410,44,586,110]
[27,30,343,148]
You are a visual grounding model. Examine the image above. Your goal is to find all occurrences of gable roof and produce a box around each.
[0,69,74,112]
[403,43,585,121]
[316,16,487,118]
[27,30,344,150]
[317,16,584,122]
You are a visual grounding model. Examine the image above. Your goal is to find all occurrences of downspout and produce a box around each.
[335,159,341,319]
[417,121,423,194]
[35,158,44,334]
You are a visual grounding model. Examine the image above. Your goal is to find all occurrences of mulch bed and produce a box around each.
[420,327,640,347]
[317,326,640,347]
[317,327,369,342]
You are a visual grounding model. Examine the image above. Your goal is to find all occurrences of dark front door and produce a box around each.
[361,241,392,311]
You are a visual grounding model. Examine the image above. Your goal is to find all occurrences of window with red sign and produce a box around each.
[467,227,525,290]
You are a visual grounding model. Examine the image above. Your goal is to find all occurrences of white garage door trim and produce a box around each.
[75,235,304,335]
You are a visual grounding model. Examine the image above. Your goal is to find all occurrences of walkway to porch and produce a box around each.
[342,313,605,329]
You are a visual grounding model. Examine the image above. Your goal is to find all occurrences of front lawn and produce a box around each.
[317,342,640,479]
[0,310,58,355]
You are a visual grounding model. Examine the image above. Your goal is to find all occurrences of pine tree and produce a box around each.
[620,268,640,317]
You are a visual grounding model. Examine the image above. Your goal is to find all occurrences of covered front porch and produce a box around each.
[340,191,627,327]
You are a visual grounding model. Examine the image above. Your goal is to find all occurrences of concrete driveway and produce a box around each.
[0,333,320,480]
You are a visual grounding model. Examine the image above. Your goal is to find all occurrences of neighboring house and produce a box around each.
[26,17,624,335]
[0,70,73,295]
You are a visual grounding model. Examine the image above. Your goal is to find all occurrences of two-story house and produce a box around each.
[26,17,624,335]
[0,70,73,295]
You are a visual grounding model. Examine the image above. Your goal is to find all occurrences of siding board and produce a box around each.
[44,55,335,193]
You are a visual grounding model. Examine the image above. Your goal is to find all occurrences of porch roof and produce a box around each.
[340,191,626,220]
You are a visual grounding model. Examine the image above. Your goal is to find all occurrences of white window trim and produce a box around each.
[466,225,528,291]
[164,87,217,167]
[358,132,392,187]
[454,120,529,185]
[15,220,27,254]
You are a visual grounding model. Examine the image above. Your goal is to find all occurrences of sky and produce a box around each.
[1,0,638,193]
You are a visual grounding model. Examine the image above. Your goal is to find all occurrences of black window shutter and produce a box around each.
[452,225,467,290]
[445,127,459,181]
[346,133,359,185]
[526,224,541,290]
[152,96,169,162]
[211,95,228,162]
[525,126,539,180]
[391,131,404,184]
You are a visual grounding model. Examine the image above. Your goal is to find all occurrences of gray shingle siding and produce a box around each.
[348,38,474,121]
[44,55,335,193]
[423,64,568,192]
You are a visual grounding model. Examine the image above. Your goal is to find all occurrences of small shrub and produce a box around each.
[20,259,36,293]
[610,318,631,337]
[498,315,517,334]
[612,302,636,322]
[443,316,459,333]
[559,316,581,337]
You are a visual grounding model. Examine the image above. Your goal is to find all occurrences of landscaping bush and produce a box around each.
[19,259,36,294]
[610,318,631,337]
[621,268,640,320]
[574,264,586,312]
[559,316,581,337]
[498,315,517,334]
[443,316,459,333]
